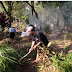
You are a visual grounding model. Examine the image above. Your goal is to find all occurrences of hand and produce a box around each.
[29,48,33,52]
[34,45,37,50]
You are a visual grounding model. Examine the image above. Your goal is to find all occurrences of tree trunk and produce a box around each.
[25,1,43,30]
[0,1,8,14]
[25,1,39,19]
[57,6,59,28]
[63,3,70,31]
[8,1,12,27]
[31,1,34,15]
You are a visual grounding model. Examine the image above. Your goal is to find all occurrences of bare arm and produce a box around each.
[9,29,10,32]
[30,40,42,51]
[31,41,35,48]
[29,41,35,51]
[34,42,42,50]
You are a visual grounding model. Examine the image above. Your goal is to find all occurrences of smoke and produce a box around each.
[25,2,72,39]
[21,31,30,37]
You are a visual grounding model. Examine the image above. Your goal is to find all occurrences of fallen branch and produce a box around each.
[18,48,33,64]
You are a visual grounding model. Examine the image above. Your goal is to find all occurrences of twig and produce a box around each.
[18,48,33,64]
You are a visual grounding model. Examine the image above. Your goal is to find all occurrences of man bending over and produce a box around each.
[27,26,49,63]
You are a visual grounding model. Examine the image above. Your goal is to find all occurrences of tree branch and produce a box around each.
[25,1,39,19]
[0,1,8,15]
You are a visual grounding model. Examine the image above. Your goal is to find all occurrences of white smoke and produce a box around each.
[25,2,72,37]
[21,31,30,37]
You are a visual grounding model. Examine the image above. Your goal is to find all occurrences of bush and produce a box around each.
[51,52,72,72]
[36,42,72,72]
[0,43,21,72]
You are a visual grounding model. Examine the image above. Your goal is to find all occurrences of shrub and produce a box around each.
[0,43,21,72]
[51,52,72,72]
[36,42,72,72]
[37,42,52,72]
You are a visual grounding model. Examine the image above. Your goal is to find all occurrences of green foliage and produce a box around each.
[21,15,28,21]
[0,43,21,72]
[50,1,64,6]
[51,52,72,72]
[37,1,64,8]
[37,42,52,72]
[0,4,4,12]
[67,33,72,40]
[12,1,29,23]
[37,42,72,72]
[66,52,72,63]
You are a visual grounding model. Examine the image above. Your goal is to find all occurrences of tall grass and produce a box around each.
[0,42,72,72]
[51,52,72,72]
[0,43,21,72]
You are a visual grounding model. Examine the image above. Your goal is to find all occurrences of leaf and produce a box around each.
[45,65,49,68]
[38,65,42,68]
[52,52,55,54]
[47,41,52,47]
[39,65,44,71]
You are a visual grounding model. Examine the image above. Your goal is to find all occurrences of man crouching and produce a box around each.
[27,26,49,63]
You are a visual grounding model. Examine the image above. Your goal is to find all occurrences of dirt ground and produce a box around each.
[0,27,72,72]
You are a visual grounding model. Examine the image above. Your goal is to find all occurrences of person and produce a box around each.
[29,24,40,31]
[27,26,49,63]
[9,27,16,44]
[26,24,40,32]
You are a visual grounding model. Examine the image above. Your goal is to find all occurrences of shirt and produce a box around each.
[9,27,16,32]
[34,27,40,31]
[32,31,49,47]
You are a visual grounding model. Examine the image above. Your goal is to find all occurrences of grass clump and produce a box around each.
[36,42,72,72]
[0,43,21,72]
[51,52,72,72]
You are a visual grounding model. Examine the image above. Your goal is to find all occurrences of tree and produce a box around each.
[0,1,13,27]
[25,1,39,19]
[62,2,72,31]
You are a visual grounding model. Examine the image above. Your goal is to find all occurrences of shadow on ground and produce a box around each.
[15,63,38,72]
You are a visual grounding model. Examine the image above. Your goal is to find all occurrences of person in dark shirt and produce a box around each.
[27,26,49,63]
[32,31,48,47]
[9,27,16,44]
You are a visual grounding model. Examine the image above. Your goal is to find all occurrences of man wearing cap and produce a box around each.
[29,24,40,31]
[27,26,49,63]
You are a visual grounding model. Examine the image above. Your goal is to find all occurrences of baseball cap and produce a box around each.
[27,26,34,32]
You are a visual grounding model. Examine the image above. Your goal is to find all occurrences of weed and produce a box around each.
[0,43,21,72]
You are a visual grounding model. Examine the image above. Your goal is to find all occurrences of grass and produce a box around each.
[0,43,21,72]
[0,43,36,72]
[35,42,72,72]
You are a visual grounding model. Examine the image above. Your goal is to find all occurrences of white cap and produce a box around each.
[27,26,34,32]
